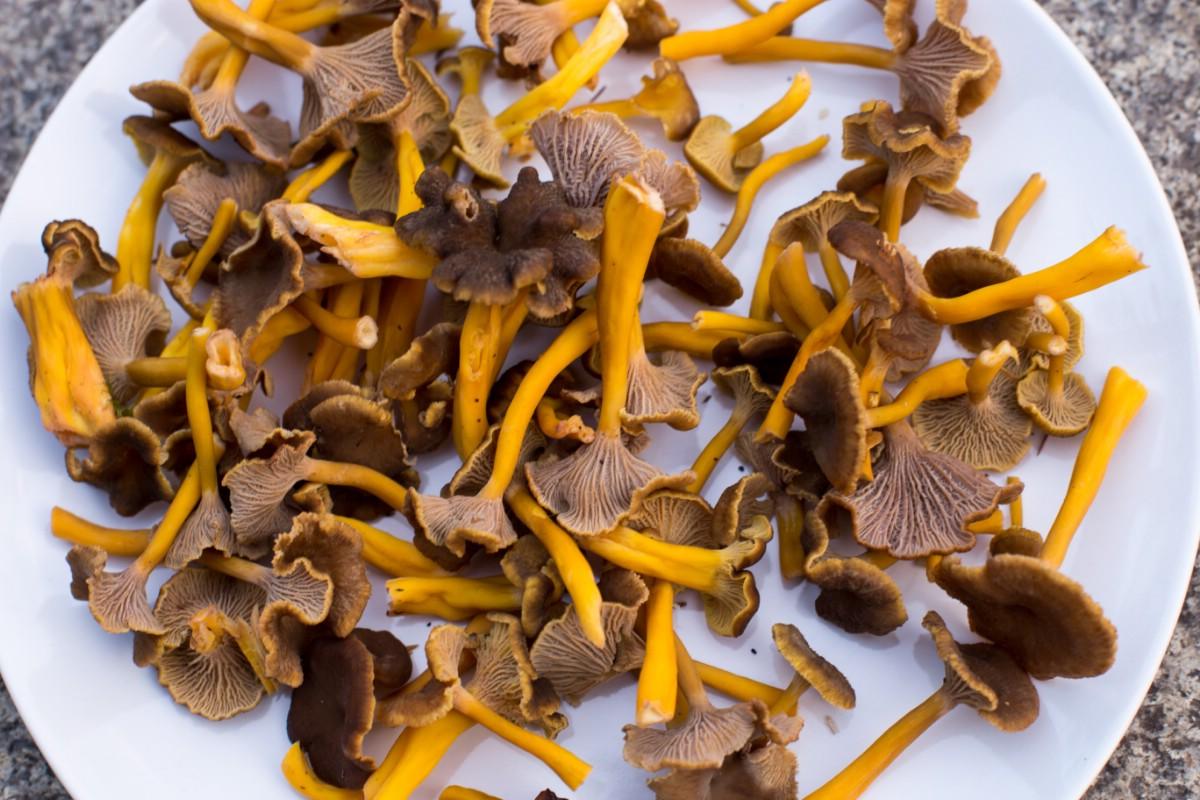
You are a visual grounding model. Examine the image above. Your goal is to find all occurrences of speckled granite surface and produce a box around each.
[0,0,1197,797]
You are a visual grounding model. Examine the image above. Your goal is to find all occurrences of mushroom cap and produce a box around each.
[1029,300,1084,369]
[831,421,1011,559]
[922,611,996,711]
[352,627,414,696]
[500,536,566,639]
[841,101,970,193]
[625,0,678,50]
[215,201,306,346]
[684,115,764,193]
[924,185,980,218]
[283,380,364,431]
[771,430,834,498]
[65,417,172,516]
[988,527,1044,558]
[647,237,743,307]
[530,569,648,704]
[1016,369,1097,436]
[711,473,773,546]
[407,491,519,557]
[827,220,913,320]
[712,332,801,386]
[622,350,706,430]
[478,0,575,67]
[164,161,287,257]
[626,490,716,548]
[703,559,763,638]
[130,79,292,167]
[68,545,164,635]
[223,434,317,557]
[932,553,1117,679]
[40,219,118,288]
[638,148,702,219]
[286,635,377,789]
[470,613,566,736]
[769,191,879,253]
[868,0,918,50]
[448,423,547,497]
[399,378,454,455]
[711,364,775,420]
[894,19,994,134]
[75,285,171,407]
[132,380,190,438]
[165,490,236,569]
[122,115,216,167]
[783,348,867,495]
[624,701,763,772]
[525,432,694,537]
[628,57,698,139]
[912,361,1032,471]
[142,566,264,658]
[378,321,461,400]
[647,740,798,800]
[156,620,266,721]
[530,110,647,209]
[771,623,856,709]
[227,406,305,459]
[450,93,508,187]
[925,246,1034,352]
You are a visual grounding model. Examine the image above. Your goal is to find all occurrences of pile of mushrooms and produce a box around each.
[14,0,1154,798]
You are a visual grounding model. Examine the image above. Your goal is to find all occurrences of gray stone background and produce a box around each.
[0,0,1196,797]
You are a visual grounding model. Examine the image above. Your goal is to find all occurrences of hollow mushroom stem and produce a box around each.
[803,691,953,800]
[507,486,605,647]
[692,659,792,711]
[335,516,448,577]
[750,241,785,320]
[713,135,829,258]
[386,575,522,620]
[292,293,379,349]
[455,296,529,460]
[306,283,365,388]
[1033,294,1071,339]
[693,311,786,336]
[862,359,970,428]
[990,173,1046,255]
[366,711,476,800]
[725,36,898,68]
[965,341,1018,405]
[50,507,150,557]
[659,0,827,61]
[282,150,353,204]
[1040,367,1146,568]
[636,579,679,726]
[280,742,359,800]
[1025,332,1068,396]
[114,155,192,291]
[186,328,221,495]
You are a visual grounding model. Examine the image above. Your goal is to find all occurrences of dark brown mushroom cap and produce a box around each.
[647,237,743,307]
[711,364,776,423]
[525,432,694,538]
[215,200,306,345]
[351,628,413,696]
[912,361,1032,471]
[989,527,1044,558]
[648,738,799,800]
[530,569,648,705]
[130,78,292,167]
[624,700,763,772]
[1016,369,1097,436]
[283,380,364,432]
[286,635,377,789]
[831,421,1010,559]
[122,115,217,168]
[223,434,317,556]
[227,406,309,459]
[842,102,970,193]
[925,247,1034,352]
[711,473,773,546]
[684,115,764,194]
[827,220,912,321]
[783,348,867,495]
[932,553,1117,680]
[771,623,856,709]
[769,191,879,253]
[65,417,172,516]
[530,110,646,209]
[771,430,833,498]
[623,350,706,430]
[625,0,678,49]
[399,378,454,455]
[923,611,996,711]
[712,332,801,386]
[164,161,286,258]
[499,536,566,640]
[40,219,118,288]
[378,321,461,400]
[75,285,172,407]
[132,381,190,438]
[67,545,107,603]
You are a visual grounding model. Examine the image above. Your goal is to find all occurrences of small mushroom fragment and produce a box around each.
[624,0,677,49]
[574,58,700,140]
[65,417,174,517]
[803,612,1037,800]
[1017,297,1095,435]
[768,623,856,715]
[13,220,117,445]
[684,72,811,193]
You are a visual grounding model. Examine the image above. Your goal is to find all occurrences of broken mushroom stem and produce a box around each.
[50,507,150,557]
[292,293,379,350]
[1040,366,1146,568]
[281,150,353,204]
[535,397,595,443]
[335,516,449,578]
[659,0,826,61]
[990,173,1046,255]
[692,311,786,336]
[725,36,897,69]
[965,341,1018,404]
[280,742,359,800]
[455,294,529,460]
[692,658,792,712]
[861,359,970,428]
[386,575,523,620]
[1024,332,1068,396]
[636,579,679,727]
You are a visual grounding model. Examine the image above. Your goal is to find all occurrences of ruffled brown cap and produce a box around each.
[222,433,318,556]
[771,623,856,709]
[646,237,743,307]
[713,332,801,386]
[40,219,119,288]
[65,417,173,516]
[530,110,646,210]
[1016,368,1097,436]
[75,286,171,407]
[925,246,1034,352]
[842,101,971,198]
[783,347,867,495]
[164,161,286,258]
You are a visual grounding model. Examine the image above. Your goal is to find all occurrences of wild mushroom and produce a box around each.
[13,221,118,445]
[477,0,612,68]
[684,72,811,193]
[574,57,700,140]
[768,623,856,715]
[64,416,174,517]
[687,366,776,492]
[803,612,1038,800]
[624,0,678,50]
[923,246,1034,352]
[526,175,692,536]
[911,341,1033,470]
[440,47,507,186]
[1017,297,1096,435]
[782,347,868,495]
[114,116,218,291]
[658,0,825,61]
[933,367,1144,678]
[990,172,1047,255]
[530,109,647,210]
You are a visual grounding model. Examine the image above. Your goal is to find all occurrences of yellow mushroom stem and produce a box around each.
[180,30,231,87]
[965,341,1018,404]
[410,17,465,56]
[859,347,892,407]
[750,241,784,320]
[770,268,813,338]
[306,283,365,388]
[335,516,449,577]
[495,3,629,140]
[726,72,812,157]
[818,238,852,302]
[1025,332,1068,396]
[861,359,970,428]
[772,243,856,356]
[281,742,360,800]
[454,297,528,459]
[803,690,952,800]
[439,787,501,800]
[302,458,412,510]
[125,356,188,388]
[369,277,426,383]
[507,486,605,648]
[191,606,276,692]
[692,311,787,336]
[672,634,717,713]
[580,527,732,596]
[732,0,767,15]
[366,712,476,799]
[186,328,220,496]
[991,173,1047,256]
[386,575,522,620]
[114,154,193,291]
[776,493,806,581]
[249,306,311,365]
[282,150,353,204]
[636,579,679,727]
[712,135,829,258]
[292,293,379,349]
[724,36,897,69]
[50,507,151,557]
[1040,366,1146,568]
[189,0,327,73]
[658,0,827,61]
[536,396,594,443]
[199,550,278,585]
[131,460,206,575]
[879,169,916,243]
[284,205,435,280]
[1007,476,1023,528]
[1033,294,1070,339]
[182,197,239,295]
[966,508,1005,535]
[692,659,792,712]
[921,227,1147,325]
[687,399,761,494]
[642,322,740,358]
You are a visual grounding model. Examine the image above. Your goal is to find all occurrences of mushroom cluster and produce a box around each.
[15,0,1153,798]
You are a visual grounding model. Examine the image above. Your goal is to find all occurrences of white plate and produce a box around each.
[0,1,1195,798]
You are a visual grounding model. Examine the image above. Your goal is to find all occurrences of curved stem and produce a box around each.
[386,575,520,620]
[303,458,410,510]
[439,788,501,800]
[642,322,735,358]
[660,0,827,61]
[136,462,204,570]
[183,198,238,289]
[693,311,786,336]
[249,306,311,366]
[454,301,505,459]
[672,634,713,710]
[336,516,448,577]
[862,359,970,428]
[729,73,812,155]
[581,529,724,594]
[750,241,784,320]
[305,283,363,388]
[282,150,352,203]
[879,173,912,243]
[292,293,377,349]
[770,267,813,338]
[965,341,1018,405]
[186,328,219,494]
[1033,294,1070,338]
[50,508,150,556]
[1041,367,1146,568]
[365,712,475,799]
[990,173,1046,255]
[280,742,359,800]
[692,660,791,711]
[369,278,426,383]
[725,36,897,68]
[768,674,809,716]
[803,690,952,800]
[200,551,272,585]
[637,580,678,726]
[126,356,187,387]
[818,239,851,302]
[115,154,186,291]
[713,135,829,257]
[188,0,314,71]
[688,412,749,493]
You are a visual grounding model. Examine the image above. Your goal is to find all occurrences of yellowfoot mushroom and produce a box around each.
[574,57,700,140]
